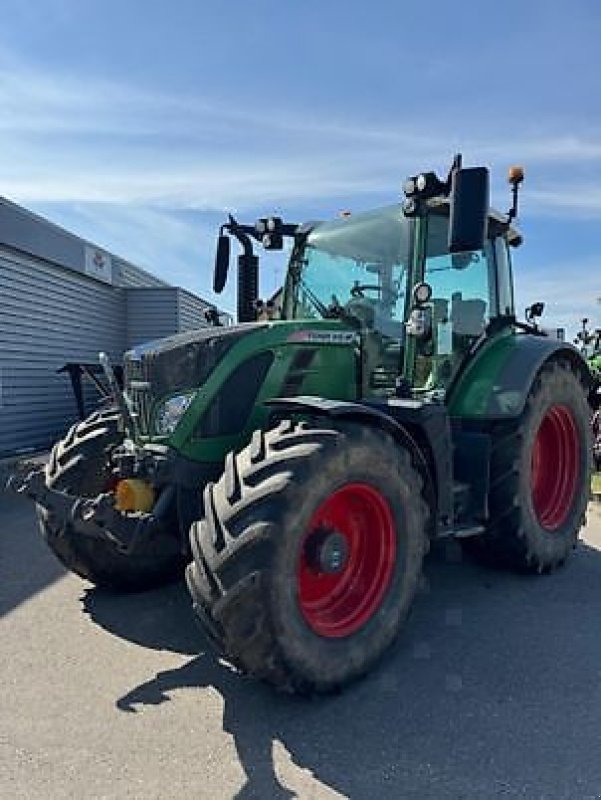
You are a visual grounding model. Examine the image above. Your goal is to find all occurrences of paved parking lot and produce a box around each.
[2,487,601,800]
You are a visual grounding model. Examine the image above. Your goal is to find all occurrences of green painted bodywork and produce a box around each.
[447,328,520,418]
[448,328,585,419]
[447,329,517,417]
[157,299,571,471]
[165,319,358,463]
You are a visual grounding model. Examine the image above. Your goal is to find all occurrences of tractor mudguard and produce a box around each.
[447,332,591,420]
[266,396,453,534]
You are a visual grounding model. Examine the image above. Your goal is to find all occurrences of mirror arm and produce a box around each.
[233,230,254,258]
[224,215,255,254]
[224,218,255,258]
[507,181,520,223]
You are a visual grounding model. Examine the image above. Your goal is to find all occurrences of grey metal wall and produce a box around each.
[178,287,211,331]
[126,287,214,349]
[0,199,86,279]
[0,196,220,457]
[179,287,234,328]
[0,246,126,456]
[126,288,180,349]
[0,199,170,456]
[115,259,167,289]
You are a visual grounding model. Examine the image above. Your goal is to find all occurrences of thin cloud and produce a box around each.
[2,57,601,159]
[2,161,391,207]
[525,188,601,218]
[3,60,601,215]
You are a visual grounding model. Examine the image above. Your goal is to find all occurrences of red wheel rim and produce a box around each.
[531,404,580,531]
[297,483,397,638]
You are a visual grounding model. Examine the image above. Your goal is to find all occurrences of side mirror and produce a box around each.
[213,234,230,293]
[530,302,545,317]
[525,301,545,323]
[448,167,489,253]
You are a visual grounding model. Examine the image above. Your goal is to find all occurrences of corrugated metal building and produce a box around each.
[0,197,223,457]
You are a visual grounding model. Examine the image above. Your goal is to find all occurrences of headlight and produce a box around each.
[155,392,195,435]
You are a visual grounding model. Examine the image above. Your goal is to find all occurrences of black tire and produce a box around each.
[465,359,592,572]
[38,408,185,591]
[186,419,429,694]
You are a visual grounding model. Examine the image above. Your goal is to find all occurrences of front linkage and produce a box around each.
[6,353,179,557]
[8,464,174,555]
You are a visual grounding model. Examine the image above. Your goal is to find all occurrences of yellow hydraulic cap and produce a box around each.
[114,479,155,513]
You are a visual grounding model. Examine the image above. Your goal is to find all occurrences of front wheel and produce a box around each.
[465,359,592,572]
[186,420,429,694]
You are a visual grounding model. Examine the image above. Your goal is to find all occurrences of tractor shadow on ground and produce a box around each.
[82,579,200,655]
[0,489,66,617]
[84,537,601,800]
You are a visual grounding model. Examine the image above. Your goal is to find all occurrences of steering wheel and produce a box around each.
[350,281,400,303]
[350,282,382,298]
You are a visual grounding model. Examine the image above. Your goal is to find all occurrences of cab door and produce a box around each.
[413,211,497,391]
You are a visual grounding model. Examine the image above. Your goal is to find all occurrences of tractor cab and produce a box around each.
[278,197,521,399]
[211,156,524,415]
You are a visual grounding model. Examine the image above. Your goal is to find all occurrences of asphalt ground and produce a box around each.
[2,487,601,800]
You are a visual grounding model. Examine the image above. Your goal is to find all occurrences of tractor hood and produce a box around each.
[123,319,359,445]
[124,323,266,406]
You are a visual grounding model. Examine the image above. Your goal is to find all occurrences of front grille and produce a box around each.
[124,358,152,435]
[130,387,152,435]
[124,358,144,382]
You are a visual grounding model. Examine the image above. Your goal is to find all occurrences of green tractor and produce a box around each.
[583,326,601,469]
[11,156,593,693]
[582,326,601,401]
[574,318,601,469]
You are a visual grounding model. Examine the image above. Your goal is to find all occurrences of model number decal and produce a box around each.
[287,330,358,345]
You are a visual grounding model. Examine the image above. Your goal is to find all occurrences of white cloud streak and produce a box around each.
[3,59,601,214]
[526,188,601,217]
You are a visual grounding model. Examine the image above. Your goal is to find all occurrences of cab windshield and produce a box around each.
[288,205,411,336]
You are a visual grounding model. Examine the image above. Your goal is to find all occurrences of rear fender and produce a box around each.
[448,332,591,420]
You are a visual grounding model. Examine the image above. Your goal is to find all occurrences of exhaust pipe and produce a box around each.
[237,252,259,323]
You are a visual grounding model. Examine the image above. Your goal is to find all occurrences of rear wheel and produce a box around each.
[38,408,185,590]
[186,419,428,693]
[466,360,591,572]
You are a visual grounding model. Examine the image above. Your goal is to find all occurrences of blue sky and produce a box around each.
[1,0,600,338]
